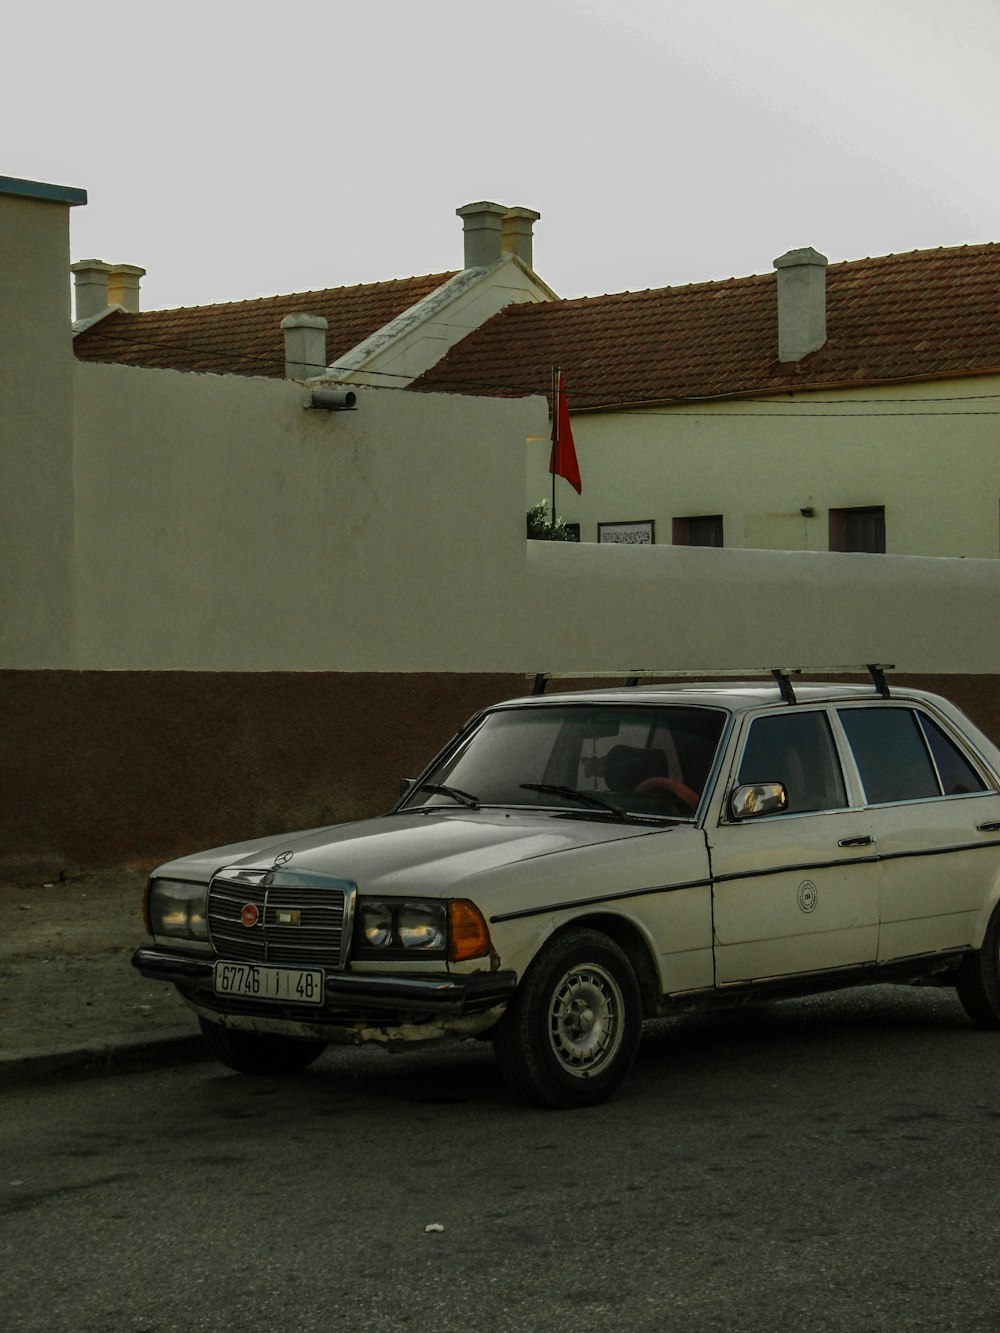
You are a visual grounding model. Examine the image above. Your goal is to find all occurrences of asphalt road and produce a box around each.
[2,985,999,1333]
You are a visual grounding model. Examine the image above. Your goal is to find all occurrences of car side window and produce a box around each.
[737,711,847,814]
[918,714,987,796]
[838,707,941,804]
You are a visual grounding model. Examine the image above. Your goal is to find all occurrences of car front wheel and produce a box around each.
[955,903,1000,1029]
[493,928,642,1108]
[199,1018,327,1074]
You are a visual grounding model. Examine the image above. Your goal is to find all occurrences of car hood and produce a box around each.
[153,809,667,897]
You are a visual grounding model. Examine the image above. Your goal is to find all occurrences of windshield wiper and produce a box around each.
[519,783,625,819]
[416,783,481,809]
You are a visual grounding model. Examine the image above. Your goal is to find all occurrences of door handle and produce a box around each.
[838,835,874,848]
[977,821,1000,833]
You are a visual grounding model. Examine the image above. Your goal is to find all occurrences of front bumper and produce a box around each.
[131,946,517,1024]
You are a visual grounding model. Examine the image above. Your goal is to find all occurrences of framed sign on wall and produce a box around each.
[598,520,655,545]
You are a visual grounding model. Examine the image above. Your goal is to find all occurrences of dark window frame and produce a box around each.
[673,514,724,548]
[829,506,885,553]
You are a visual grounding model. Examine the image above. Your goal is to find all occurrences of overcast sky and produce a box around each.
[7,0,1000,311]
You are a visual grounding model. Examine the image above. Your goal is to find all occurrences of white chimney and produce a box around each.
[281,313,328,380]
[456,201,507,268]
[71,259,112,321]
[774,247,828,362]
[107,263,145,313]
[501,207,541,269]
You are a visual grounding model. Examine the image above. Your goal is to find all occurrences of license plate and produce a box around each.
[214,962,324,1005]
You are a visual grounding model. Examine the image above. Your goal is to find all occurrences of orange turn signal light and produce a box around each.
[447,899,492,962]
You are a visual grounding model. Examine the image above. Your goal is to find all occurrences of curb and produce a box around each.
[1,1034,208,1092]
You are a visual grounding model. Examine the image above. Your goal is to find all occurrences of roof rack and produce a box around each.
[530,665,895,704]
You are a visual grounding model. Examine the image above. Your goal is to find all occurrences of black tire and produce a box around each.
[955,904,1000,1029]
[199,1018,327,1074]
[493,928,642,1109]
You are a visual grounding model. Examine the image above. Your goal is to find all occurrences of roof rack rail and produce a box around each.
[530,665,895,702]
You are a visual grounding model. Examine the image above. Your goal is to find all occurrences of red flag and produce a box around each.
[549,372,582,494]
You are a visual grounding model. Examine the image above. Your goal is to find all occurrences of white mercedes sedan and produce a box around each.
[133,669,1000,1107]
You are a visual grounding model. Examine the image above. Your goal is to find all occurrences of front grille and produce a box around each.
[208,867,355,969]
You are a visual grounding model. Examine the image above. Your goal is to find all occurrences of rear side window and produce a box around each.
[838,708,943,804]
[737,711,847,814]
[919,715,987,796]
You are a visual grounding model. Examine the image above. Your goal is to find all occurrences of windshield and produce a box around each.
[403,704,726,819]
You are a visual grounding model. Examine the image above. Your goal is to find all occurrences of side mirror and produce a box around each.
[730,782,788,820]
[399,778,416,798]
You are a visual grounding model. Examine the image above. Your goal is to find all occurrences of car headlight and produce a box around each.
[353,898,492,962]
[355,899,447,958]
[146,878,210,941]
[359,901,395,949]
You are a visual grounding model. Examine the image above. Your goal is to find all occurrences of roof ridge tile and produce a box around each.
[132,271,457,318]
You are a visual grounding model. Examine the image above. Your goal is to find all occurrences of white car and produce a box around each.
[133,669,1000,1108]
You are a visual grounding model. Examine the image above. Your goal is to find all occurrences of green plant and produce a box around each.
[526,500,578,542]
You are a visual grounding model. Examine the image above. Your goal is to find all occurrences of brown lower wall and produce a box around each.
[4,670,1000,879]
[1,671,526,878]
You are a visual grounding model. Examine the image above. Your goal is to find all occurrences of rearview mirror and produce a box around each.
[730,782,788,820]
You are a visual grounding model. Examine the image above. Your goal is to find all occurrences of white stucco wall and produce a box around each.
[69,364,535,670]
[522,539,1000,674]
[0,192,78,662]
[529,381,1000,558]
[6,182,1000,681]
[54,362,1000,675]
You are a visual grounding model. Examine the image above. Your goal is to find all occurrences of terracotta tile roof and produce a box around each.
[73,272,456,377]
[412,243,1000,407]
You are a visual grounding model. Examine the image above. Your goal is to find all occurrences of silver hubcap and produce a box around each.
[547,963,624,1079]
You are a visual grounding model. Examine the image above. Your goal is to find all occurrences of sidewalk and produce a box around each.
[0,868,206,1090]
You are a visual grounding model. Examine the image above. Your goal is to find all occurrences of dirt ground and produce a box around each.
[0,868,198,1067]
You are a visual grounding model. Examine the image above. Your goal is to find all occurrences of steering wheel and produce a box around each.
[634,776,700,817]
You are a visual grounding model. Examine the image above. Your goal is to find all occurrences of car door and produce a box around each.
[707,707,879,985]
[836,703,1000,961]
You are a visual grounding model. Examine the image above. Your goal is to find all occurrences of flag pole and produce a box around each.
[548,366,582,502]
[551,364,558,527]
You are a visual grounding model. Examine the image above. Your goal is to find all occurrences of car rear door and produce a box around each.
[707,707,879,985]
[835,703,1000,961]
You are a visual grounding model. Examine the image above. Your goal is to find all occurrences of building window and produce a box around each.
[673,515,723,547]
[829,506,885,553]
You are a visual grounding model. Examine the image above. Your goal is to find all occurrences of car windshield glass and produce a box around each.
[403,704,726,819]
